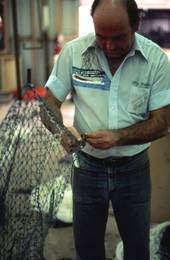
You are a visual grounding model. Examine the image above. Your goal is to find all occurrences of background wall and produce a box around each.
[149,135,170,223]
[1,0,79,92]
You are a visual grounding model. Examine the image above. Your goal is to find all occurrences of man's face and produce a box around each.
[93,6,138,59]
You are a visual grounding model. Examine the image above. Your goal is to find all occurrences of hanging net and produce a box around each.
[0,86,83,259]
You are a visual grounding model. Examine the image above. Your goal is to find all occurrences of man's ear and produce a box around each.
[134,16,140,32]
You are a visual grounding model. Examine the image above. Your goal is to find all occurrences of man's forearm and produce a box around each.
[116,115,169,146]
[40,90,63,134]
[86,106,170,150]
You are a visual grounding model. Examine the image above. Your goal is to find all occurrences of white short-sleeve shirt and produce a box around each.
[45,32,170,158]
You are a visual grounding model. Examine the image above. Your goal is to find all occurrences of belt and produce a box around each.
[80,149,147,167]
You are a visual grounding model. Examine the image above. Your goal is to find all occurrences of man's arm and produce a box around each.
[86,105,170,150]
[40,89,63,134]
[40,89,82,142]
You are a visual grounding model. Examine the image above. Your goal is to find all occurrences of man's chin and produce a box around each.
[105,51,125,59]
[106,51,123,59]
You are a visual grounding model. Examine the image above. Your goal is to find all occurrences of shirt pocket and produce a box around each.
[127,86,150,115]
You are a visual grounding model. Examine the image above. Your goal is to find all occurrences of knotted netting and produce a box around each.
[0,86,83,259]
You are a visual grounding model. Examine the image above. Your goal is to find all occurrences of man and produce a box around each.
[43,0,170,259]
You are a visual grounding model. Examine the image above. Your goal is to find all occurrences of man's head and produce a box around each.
[91,0,140,59]
[91,0,139,29]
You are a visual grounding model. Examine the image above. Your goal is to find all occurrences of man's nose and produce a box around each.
[106,40,116,50]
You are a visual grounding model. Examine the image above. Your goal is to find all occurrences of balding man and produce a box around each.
[43,0,170,259]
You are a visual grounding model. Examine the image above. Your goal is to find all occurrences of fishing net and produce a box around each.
[0,86,83,259]
[115,222,170,260]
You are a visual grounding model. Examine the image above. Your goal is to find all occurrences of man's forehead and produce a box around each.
[93,9,130,31]
[93,1,129,26]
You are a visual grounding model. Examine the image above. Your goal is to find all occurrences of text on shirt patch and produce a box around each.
[73,67,105,77]
[72,67,111,91]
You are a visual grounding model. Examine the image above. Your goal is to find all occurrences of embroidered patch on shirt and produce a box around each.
[72,67,111,91]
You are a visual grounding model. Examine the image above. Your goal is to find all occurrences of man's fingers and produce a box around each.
[67,126,82,141]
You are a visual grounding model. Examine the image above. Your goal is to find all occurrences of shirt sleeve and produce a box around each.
[149,52,170,110]
[45,44,73,102]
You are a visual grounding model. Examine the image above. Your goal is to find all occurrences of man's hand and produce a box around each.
[67,127,82,141]
[60,126,84,153]
[85,129,120,150]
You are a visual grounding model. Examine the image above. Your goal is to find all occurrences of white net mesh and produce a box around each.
[0,88,82,259]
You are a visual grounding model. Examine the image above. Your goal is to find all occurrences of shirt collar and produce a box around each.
[81,33,97,55]
[129,33,148,61]
[81,32,148,61]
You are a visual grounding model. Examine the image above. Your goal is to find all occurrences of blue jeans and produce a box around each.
[72,150,151,260]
